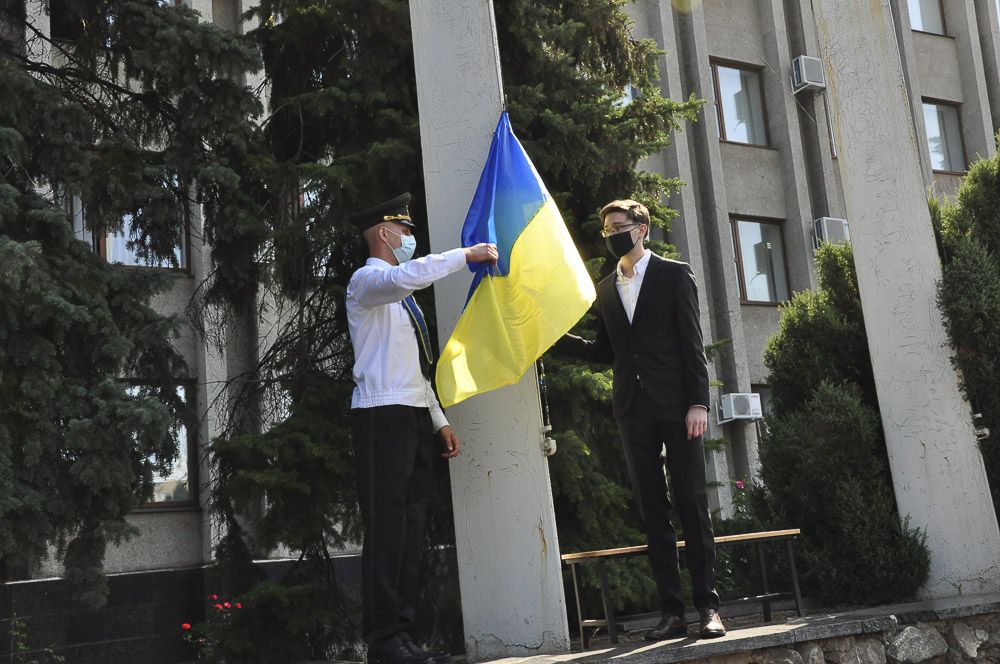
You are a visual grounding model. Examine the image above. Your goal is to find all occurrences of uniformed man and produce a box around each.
[347,193,498,664]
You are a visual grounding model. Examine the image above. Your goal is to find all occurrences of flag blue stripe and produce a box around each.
[462,113,549,300]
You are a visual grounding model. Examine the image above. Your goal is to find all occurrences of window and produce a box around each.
[922,101,966,172]
[106,212,187,269]
[129,384,196,506]
[712,62,768,146]
[731,217,790,303]
[908,0,946,35]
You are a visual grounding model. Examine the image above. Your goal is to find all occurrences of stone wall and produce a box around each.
[701,614,1000,664]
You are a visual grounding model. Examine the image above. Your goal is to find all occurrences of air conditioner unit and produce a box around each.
[718,393,763,422]
[792,55,826,94]
[813,216,850,249]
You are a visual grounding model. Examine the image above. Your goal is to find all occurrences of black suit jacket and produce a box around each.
[556,254,710,419]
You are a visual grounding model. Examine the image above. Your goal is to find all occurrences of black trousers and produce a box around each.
[352,405,436,645]
[616,389,720,617]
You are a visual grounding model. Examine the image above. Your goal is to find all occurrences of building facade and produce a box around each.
[627,0,1000,508]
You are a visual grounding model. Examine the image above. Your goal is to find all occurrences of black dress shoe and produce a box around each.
[699,608,726,638]
[644,613,688,640]
[400,633,450,664]
[368,635,426,664]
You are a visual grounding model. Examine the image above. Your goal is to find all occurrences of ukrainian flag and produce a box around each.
[435,112,596,408]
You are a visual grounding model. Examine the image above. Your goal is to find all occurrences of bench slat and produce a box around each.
[560,528,801,561]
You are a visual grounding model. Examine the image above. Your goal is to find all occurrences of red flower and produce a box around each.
[223,602,232,609]
[735,480,746,490]
[214,603,224,611]
[181,623,192,631]
[235,603,243,609]
[209,594,219,600]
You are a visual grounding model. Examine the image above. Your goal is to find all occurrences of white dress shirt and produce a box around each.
[346,248,467,432]
[615,249,652,323]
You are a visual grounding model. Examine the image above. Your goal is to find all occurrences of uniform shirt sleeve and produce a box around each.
[427,379,449,432]
[347,248,468,308]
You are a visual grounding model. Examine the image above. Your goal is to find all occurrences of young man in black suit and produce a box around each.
[556,199,725,640]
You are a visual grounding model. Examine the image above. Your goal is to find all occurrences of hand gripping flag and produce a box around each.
[435,112,596,408]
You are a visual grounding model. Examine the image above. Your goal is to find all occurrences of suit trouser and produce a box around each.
[352,405,435,645]
[616,388,720,617]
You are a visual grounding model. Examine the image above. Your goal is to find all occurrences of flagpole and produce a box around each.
[409,1,571,660]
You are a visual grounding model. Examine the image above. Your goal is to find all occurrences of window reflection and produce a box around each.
[908,0,946,34]
[922,102,965,172]
[128,384,192,504]
[107,212,186,268]
[734,219,789,303]
[715,65,767,146]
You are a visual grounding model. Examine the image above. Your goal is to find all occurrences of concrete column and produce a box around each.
[408,1,570,660]
[673,3,762,482]
[757,0,820,287]
[635,0,733,517]
[813,0,1000,597]
[975,0,1000,131]
[941,0,997,163]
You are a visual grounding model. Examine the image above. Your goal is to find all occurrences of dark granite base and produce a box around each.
[0,554,363,664]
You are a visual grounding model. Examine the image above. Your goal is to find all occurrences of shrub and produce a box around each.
[755,243,930,606]
[935,152,1000,515]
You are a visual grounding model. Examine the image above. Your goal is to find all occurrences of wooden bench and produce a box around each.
[561,528,805,648]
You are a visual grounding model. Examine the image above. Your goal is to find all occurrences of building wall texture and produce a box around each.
[630,0,1000,492]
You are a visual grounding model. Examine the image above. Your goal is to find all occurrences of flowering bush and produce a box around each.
[181,593,246,662]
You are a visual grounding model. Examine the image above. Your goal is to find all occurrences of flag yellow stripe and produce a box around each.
[436,199,596,408]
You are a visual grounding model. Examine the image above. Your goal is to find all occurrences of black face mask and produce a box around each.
[605,229,640,258]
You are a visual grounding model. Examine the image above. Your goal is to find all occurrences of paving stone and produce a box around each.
[795,643,824,664]
[950,622,984,659]
[885,626,948,663]
[755,648,803,664]
[822,636,856,662]
[861,617,899,634]
[845,639,886,664]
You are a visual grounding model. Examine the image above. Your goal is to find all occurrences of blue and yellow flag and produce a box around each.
[435,113,596,408]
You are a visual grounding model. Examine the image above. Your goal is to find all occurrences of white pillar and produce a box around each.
[813,0,1000,597]
[409,1,570,660]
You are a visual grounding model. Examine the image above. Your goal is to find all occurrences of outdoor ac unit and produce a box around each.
[813,216,850,249]
[792,55,826,94]
[719,393,763,422]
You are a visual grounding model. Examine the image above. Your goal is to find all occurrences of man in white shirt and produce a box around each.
[346,193,497,664]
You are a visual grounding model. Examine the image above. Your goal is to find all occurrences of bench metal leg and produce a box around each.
[597,559,618,645]
[786,540,805,617]
[756,541,772,622]
[569,562,587,649]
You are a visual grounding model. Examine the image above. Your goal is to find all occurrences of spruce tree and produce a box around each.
[0,0,259,603]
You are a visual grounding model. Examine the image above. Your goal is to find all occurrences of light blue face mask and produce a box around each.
[384,228,417,264]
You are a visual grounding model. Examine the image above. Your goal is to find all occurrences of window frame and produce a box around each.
[907,0,948,36]
[130,378,200,512]
[730,215,792,306]
[710,58,772,149]
[921,97,968,175]
[99,215,192,273]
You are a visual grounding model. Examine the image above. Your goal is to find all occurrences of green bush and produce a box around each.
[755,244,930,606]
[935,152,1000,516]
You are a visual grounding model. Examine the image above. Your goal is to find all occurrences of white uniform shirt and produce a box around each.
[615,249,651,323]
[346,248,468,432]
